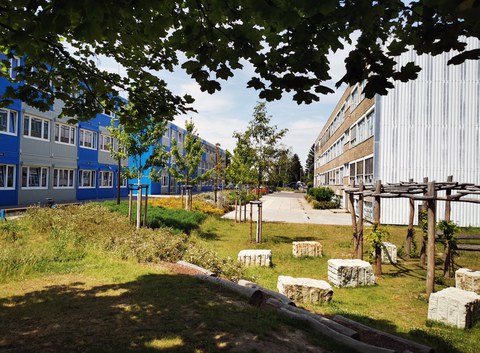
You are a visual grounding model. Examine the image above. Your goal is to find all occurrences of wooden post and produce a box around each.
[257,203,263,243]
[406,178,414,259]
[143,185,149,227]
[445,175,453,221]
[356,181,364,259]
[244,199,247,222]
[181,185,184,209]
[348,192,358,254]
[235,196,238,223]
[420,177,428,266]
[128,186,133,223]
[136,184,142,229]
[426,181,437,296]
[249,202,253,242]
[374,180,382,276]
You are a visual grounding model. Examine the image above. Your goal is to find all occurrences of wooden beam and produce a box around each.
[357,181,364,259]
[374,180,382,276]
[406,178,415,258]
[420,177,428,266]
[348,191,358,254]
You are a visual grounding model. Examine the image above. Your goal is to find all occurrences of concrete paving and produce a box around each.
[222,191,352,225]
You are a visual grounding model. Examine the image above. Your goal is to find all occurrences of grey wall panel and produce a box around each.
[376,38,480,226]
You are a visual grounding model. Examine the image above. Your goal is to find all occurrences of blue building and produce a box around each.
[0,55,224,206]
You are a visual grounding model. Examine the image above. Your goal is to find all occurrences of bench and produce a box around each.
[456,235,480,251]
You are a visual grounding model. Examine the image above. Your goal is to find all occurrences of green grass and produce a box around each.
[192,217,480,353]
[101,200,206,233]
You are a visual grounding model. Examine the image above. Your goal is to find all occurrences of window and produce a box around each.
[22,166,48,189]
[364,157,374,184]
[0,164,15,189]
[79,170,96,188]
[54,123,76,145]
[53,168,75,188]
[79,129,97,149]
[99,171,113,188]
[100,134,115,152]
[350,125,357,146]
[23,115,50,140]
[120,175,128,188]
[162,174,168,187]
[0,109,17,135]
[10,57,20,79]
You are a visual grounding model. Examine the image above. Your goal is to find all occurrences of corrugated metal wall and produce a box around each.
[376,37,480,226]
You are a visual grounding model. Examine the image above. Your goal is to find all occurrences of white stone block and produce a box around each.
[456,268,480,294]
[277,276,333,304]
[237,249,272,267]
[327,259,375,287]
[428,287,480,329]
[292,241,323,257]
[381,242,397,264]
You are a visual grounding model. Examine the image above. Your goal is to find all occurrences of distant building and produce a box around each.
[0,55,223,207]
[314,37,480,226]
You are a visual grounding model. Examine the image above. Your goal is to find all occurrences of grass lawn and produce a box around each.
[193,217,480,353]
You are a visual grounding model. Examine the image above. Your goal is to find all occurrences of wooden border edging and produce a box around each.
[276,306,396,353]
[333,315,434,353]
[265,298,358,339]
[195,274,264,306]
[177,261,217,277]
[238,280,295,306]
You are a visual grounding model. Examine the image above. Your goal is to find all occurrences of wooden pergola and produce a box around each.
[344,176,480,296]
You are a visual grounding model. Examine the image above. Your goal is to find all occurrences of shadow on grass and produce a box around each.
[383,262,426,280]
[337,313,465,353]
[195,228,221,241]
[0,273,342,353]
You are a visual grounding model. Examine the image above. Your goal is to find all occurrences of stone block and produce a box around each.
[292,241,323,257]
[237,249,272,267]
[381,242,397,264]
[277,275,333,304]
[456,268,480,294]
[428,287,480,329]
[327,259,375,287]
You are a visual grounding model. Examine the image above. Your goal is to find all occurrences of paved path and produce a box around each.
[222,191,352,225]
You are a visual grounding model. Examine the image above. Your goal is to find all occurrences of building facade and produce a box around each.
[314,38,480,226]
[0,55,223,207]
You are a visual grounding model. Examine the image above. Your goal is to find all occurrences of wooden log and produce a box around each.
[333,315,434,353]
[426,181,437,296]
[265,298,358,339]
[177,261,217,277]
[195,274,264,307]
[420,177,428,266]
[274,306,396,353]
[238,280,295,306]
[456,244,480,251]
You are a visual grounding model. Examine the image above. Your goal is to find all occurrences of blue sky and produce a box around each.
[97,41,354,164]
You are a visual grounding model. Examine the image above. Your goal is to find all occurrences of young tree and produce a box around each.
[109,106,168,228]
[226,131,256,187]
[305,144,315,186]
[243,102,288,194]
[210,143,225,205]
[288,154,303,185]
[168,119,210,211]
[268,147,292,188]
[3,2,478,129]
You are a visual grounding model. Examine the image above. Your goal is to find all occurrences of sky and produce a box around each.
[97,42,355,165]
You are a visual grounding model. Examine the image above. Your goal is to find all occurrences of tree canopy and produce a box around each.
[1,1,479,128]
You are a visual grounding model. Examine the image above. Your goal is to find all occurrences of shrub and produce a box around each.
[311,200,338,209]
[308,187,334,202]
[148,197,225,216]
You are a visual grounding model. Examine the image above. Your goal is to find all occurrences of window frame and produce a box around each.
[0,109,18,136]
[54,122,76,146]
[0,164,16,190]
[53,168,75,189]
[99,171,113,188]
[78,169,96,188]
[100,134,115,152]
[79,129,97,150]
[23,114,50,141]
[21,166,48,189]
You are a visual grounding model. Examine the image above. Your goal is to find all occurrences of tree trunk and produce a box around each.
[375,245,382,277]
[443,243,451,278]
[136,180,142,229]
[420,176,428,266]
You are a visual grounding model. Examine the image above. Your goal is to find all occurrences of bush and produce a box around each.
[311,200,339,209]
[308,187,334,202]
[148,196,225,216]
